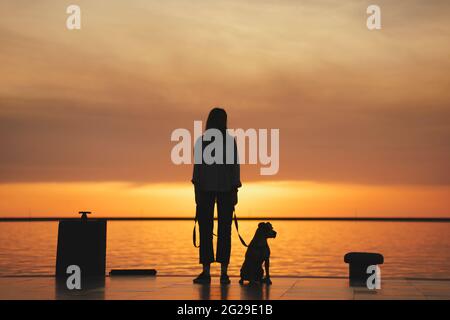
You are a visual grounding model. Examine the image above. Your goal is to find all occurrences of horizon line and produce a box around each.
[0,217,449,222]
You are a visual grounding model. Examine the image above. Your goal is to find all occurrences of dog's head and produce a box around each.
[258,222,277,239]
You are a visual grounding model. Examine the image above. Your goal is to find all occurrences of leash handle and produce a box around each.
[193,206,200,248]
[193,206,218,248]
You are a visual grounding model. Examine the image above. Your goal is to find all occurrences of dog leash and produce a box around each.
[233,210,248,247]
[193,208,248,248]
[193,206,200,248]
[193,206,218,248]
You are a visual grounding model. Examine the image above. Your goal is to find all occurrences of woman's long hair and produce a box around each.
[206,108,227,133]
[204,107,231,163]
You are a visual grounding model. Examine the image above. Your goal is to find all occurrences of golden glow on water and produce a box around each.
[0,181,449,217]
[0,221,449,278]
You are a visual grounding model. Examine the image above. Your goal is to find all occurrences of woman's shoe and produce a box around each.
[193,272,211,284]
[220,274,231,284]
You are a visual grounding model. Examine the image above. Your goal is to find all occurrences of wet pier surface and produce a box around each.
[0,276,449,300]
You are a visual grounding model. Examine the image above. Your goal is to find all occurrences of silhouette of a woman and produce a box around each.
[192,108,241,284]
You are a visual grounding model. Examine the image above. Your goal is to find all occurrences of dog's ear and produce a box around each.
[258,222,265,228]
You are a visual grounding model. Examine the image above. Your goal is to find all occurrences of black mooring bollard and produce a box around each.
[55,211,107,288]
[344,252,384,287]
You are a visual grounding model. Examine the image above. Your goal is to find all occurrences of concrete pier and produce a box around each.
[0,276,448,300]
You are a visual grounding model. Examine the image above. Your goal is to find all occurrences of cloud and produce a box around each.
[0,0,449,185]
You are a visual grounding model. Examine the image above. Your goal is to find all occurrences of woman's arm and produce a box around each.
[194,184,202,205]
[231,188,238,206]
[231,138,241,206]
[233,138,242,188]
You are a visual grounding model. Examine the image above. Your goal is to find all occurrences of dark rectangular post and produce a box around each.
[55,219,107,282]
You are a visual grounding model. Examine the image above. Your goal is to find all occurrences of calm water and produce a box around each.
[0,221,449,278]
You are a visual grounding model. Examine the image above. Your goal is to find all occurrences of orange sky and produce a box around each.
[0,1,449,217]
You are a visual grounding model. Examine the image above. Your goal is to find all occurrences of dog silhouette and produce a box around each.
[239,222,277,285]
